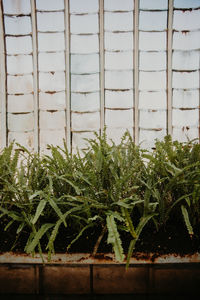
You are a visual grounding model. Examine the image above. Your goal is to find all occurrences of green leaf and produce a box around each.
[181,205,194,237]
[32,199,47,224]
[122,208,137,239]
[48,197,67,227]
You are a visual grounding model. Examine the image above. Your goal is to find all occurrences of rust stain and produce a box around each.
[45,91,57,94]
[46,110,58,113]
[181,30,190,35]
[50,71,55,75]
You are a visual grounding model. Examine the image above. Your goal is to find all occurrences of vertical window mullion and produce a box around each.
[64,0,71,152]
[0,0,7,148]
[167,0,173,136]
[134,0,139,144]
[31,0,39,152]
[99,0,105,134]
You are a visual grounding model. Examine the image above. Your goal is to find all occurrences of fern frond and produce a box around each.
[181,205,194,237]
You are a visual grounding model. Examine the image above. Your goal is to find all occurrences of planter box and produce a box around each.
[0,253,200,296]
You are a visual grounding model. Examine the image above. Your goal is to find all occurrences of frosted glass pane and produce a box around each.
[173,10,200,31]
[172,71,199,89]
[106,128,133,145]
[139,11,167,31]
[173,90,199,108]
[172,109,199,127]
[173,31,200,50]
[105,71,133,89]
[105,51,133,70]
[40,111,65,130]
[104,12,133,31]
[7,94,34,112]
[3,0,31,14]
[36,0,64,11]
[139,91,166,109]
[139,129,166,150]
[72,112,100,131]
[38,52,65,72]
[71,92,100,112]
[7,55,33,74]
[6,36,32,54]
[172,50,199,70]
[139,110,166,129]
[105,90,133,108]
[104,0,134,11]
[8,113,34,131]
[105,109,133,128]
[7,75,33,94]
[71,34,99,54]
[4,16,31,35]
[105,32,133,51]
[140,0,168,10]
[139,71,166,90]
[40,130,66,154]
[71,54,99,74]
[8,132,34,149]
[174,0,200,8]
[39,92,65,110]
[38,33,65,52]
[70,14,99,34]
[39,72,65,92]
[172,127,199,142]
[139,32,166,51]
[70,0,98,13]
[139,52,166,71]
[71,74,99,92]
[37,12,64,32]
[72,132,96,149]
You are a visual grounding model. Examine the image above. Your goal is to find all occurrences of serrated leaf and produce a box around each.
[181,205,194,237]
[32,199,47,224]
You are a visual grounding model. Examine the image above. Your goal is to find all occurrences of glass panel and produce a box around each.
[105,109,133,127]
[105,70,133,89]
[39,72,65,92]
[71,92,100,112]
[172,127,199,142]
[173,31,200,50]
[40,130,66,154]
[105,90,133,108]
[140,0,168,10]
[36,0,64,11]
[172,50,199,70]
[71,74,99,92]
[4,16,31,35]
[40,111,66,130]
[139,91,167,109]
[139,51,166,71]
[172,71,199,89]
[104,12,133,31]
[8,113,34,131]
[72,132,96,149]
[139,110,166,128]
[106,128,133,145]
[105,32,133,51]
[8,131,34,149]
[174,0,200,9]
[172,109,199,127]
[139,11,167,31]
[105,51,133,70]
[6,36,32,54]
[3,0,31,14]
[70,0,99,13]
[104,0,134,11]
[71,34,99,54]
[139,32,166,51]
[71,54,99,74]
[7,75,33,94]
[139,71,166,90]
[37,12,64,32]
[38,33,65,52]
[173,10,200,31]
[39,92,65,110]
[38,52,65,72]
[7,94,34,112]
[70,14,99,34]
[139,129,166,150]
[7,54,33,74]
[72,112,100,131]
[173,89,199,108]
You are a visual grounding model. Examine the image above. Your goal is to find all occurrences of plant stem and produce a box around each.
[92,225,107,256]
